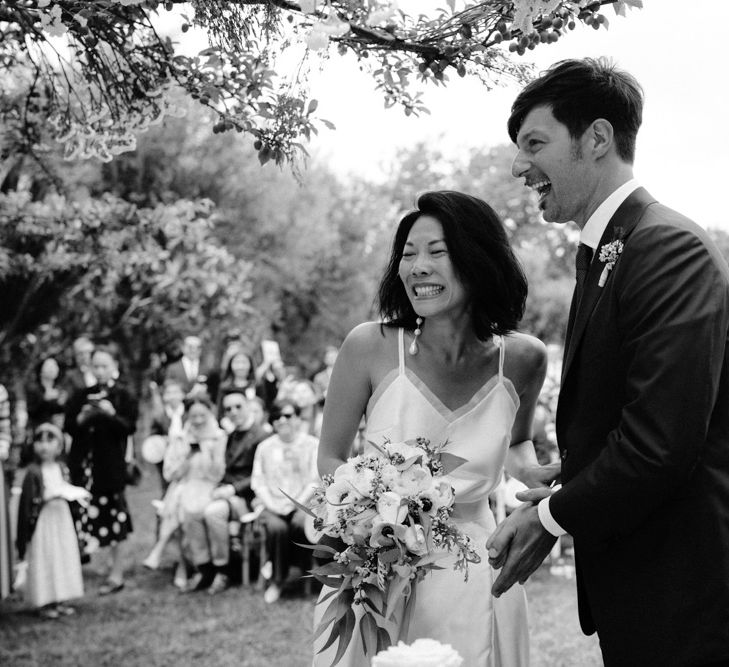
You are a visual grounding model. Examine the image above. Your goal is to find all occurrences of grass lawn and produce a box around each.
[0,469,601,666]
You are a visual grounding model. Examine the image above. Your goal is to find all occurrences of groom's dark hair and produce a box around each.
[508,57,643,163]
[377,191,527,340]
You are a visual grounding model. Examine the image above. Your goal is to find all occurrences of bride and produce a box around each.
[313,191,557,666]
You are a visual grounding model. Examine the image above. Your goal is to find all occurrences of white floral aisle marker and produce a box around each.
[372,638,463,667]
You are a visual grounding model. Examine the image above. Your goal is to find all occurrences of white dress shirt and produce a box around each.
[181,356,199,383]
[165,403,185,437]
[82,367,97,388]
[538,178,640,537]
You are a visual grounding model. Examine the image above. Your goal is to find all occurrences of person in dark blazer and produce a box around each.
[62,336,96,397]
[164,335,216,401]
[66,345,138,595]
[487,58,729,666]
[192,390,269,594]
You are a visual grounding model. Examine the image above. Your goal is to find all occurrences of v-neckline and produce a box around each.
[403,368,512,423]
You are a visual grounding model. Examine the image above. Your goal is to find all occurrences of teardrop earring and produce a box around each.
[409,317,423,356]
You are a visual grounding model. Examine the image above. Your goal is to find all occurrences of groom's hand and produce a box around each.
[486,489,557,597]
[515,487,555,503]
[519,461,562,489]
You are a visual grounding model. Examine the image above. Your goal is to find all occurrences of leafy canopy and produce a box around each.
[0,0,642,167]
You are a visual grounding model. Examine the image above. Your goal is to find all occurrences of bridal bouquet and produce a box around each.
[297,437,480,665]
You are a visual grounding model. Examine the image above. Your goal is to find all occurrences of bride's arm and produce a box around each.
[317,323,379,478]
[504,335,557,488]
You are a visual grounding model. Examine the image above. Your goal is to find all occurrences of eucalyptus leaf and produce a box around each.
[318,613,344,655]
[360,582,385,610]
[360,611,379,657]
[395,454,423,470]
[311,572,348,588]
[377,626,392,654]
[313,597,341,642]
[279,489,316,517]
[331,607,357,666]
[439,451,469,474]
[385,574,411,618]
[315,561,352,576]
[318,585,341,605]
[366,439,390,458]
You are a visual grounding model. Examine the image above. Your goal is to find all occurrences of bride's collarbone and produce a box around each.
[408,347,499,394]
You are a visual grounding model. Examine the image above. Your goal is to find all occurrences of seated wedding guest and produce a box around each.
[63,336,96,396]
[278,368,321,437]
[217,351,258,414]
[65,345,138,595]
[255,351,286,414]
[292,379,321,436]
[250,399,318,604]
[16,424,90,618]
[148,379,186,493]
[187,390,269,595]
[248,396,273,436]
[159,395,226,592]
[143,395,221,587]
[0,384,12,600]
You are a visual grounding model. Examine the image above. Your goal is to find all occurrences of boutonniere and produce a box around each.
[597,227,625,287]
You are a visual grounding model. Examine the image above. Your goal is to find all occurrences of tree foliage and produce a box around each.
[65,101,393,369]
[0,189,255,392]
[1,0,642,169]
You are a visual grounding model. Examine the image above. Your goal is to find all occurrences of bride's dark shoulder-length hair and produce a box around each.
[377,191,527,340]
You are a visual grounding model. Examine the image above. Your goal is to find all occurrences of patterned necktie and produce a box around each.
[565,243,593,351]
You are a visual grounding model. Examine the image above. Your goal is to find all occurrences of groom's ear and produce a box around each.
[588,118,614,159]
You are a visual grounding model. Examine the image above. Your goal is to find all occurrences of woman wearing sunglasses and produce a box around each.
[250,399,319,604]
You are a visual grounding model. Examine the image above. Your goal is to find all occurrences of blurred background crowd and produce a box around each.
[0,328,564,619]
[0,331,344,613]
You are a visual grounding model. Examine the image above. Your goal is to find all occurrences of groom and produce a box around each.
[487,58,729,666]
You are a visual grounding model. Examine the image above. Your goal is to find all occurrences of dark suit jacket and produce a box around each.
[221,424,268,504]
[65,383,138,494]
[552,188,729,666]
[149,412,172,438]
[164,359,217,401]
[16,462,46,560]
[62,367,92,397]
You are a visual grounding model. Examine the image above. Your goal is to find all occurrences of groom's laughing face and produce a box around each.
[511,104,593,227]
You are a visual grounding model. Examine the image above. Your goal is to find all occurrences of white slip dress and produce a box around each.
[313,329,529,666]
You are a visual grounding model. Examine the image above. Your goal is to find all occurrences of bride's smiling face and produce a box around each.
[398,215,468,319]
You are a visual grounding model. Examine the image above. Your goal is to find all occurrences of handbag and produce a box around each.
[125,436,142,486]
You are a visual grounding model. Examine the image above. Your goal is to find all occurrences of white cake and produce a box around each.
[371,639,463,667]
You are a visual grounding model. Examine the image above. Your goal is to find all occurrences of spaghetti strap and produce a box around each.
[496,335,505,381]
[398,328,406,375]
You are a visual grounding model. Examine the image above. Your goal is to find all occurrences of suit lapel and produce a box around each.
[561,188,656,383]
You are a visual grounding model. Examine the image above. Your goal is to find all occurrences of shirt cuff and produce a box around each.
[537,492,568,537]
